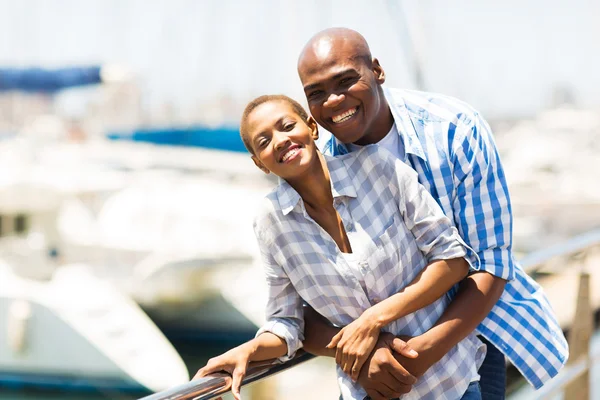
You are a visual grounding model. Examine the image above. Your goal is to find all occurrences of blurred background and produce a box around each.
[0,0,599,399]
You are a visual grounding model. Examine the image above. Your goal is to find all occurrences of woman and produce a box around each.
[194,95,485,400]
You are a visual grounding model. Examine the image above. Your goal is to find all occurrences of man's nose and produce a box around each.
[323,93,345,108]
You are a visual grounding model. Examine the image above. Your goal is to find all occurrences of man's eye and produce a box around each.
[340,77,355,86]
[308,90,323,99]
[258,138,269,148]
[283,122,295,131]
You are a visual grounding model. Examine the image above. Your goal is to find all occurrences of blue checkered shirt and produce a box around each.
[255,145,486,400]
[320,87,568,389]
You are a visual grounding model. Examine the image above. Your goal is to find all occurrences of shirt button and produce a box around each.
[372,297,380,304]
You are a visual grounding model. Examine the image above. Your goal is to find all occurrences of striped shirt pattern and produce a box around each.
[321,87,568,389]
[255,145,485,399]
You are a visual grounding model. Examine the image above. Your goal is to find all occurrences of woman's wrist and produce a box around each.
[239,340,259,360]
[361,307,386,330]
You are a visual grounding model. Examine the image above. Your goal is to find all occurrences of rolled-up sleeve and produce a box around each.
[253,221,304,362]
[450,113,515,281]
[392,156,480,270]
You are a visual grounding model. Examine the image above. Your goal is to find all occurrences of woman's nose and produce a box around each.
[273,132,291,150]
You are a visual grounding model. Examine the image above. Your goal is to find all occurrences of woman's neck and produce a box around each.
[286,152,333,211]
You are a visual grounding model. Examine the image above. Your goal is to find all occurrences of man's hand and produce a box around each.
[357,333,418,400]
[391,335,441,379]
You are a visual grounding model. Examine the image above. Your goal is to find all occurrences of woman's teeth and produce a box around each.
[282,148,299,162]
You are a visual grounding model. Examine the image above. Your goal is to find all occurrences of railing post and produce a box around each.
[564,253,592,400]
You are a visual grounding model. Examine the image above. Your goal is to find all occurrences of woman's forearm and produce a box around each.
[365,257,469,328]
[246,332,289,362]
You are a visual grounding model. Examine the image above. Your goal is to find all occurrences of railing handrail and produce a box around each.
[139,351,314,400]
[142,228,600,400]
[530,347,600,399]
[520,228,600,274]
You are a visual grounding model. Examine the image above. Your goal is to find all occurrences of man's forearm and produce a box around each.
[417,272,506,359]
[302,305,338,357]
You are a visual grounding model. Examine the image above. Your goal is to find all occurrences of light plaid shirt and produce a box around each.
[321,87,569,389]
[255,145,486,400]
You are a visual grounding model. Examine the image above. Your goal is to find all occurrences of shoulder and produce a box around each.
[387,87,483,128]
[342,145,409,185]
[252,189,281,240]
[328,145,391,172]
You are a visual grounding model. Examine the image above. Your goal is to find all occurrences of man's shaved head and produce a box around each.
[298,28,373,75]
[296,28,393,146]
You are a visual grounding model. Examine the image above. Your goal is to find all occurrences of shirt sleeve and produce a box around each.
[389,153,478,269]
[449,112,515,281]
[253,220,304,362]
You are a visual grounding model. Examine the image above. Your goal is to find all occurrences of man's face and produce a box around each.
[298,48,386,145]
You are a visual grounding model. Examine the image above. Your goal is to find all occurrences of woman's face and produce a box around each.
[247,100,319,180]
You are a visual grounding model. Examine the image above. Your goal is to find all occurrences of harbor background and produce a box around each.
[0,1,598,399]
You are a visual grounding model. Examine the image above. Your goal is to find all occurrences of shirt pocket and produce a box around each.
[362,215,403,302]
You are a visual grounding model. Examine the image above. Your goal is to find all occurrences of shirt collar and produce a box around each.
[327,87,428,161]
[383,87,427,161]
[275,156,357,216]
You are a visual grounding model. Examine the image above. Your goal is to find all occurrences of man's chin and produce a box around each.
[331,130,365,146]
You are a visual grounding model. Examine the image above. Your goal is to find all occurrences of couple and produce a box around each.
[194,28,568,400]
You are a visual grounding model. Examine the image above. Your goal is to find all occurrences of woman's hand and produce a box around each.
[193,343,255,400]
[326,311,382,381]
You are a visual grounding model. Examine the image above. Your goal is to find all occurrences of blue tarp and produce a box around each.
[0,66,102,93]
[106,126,247,153]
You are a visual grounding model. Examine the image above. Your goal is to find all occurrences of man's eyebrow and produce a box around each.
[303,69,356,92]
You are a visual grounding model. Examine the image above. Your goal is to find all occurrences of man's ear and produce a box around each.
[251,155,270,175]
[372,58,386,85]
[307,116,319,141]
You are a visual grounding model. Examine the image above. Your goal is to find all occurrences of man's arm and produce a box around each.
[302,271,505,377]
[383,110,513,375]
[392,272,506,378]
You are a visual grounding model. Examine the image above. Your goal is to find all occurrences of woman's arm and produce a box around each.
[363,257,469,328]
[327,257,468,380]
[193,332,287,400]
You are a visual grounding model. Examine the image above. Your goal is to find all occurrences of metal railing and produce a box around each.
[139,351,314,400]
[142,228,600,400]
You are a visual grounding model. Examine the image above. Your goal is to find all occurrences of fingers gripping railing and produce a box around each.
[142,229,600,400]
[139,351,314,400]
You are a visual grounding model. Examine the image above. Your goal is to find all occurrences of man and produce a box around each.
[297,28,568,400]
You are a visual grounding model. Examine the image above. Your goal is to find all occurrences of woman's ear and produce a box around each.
[372,58,386,85]
[307,116,319,141]
[251,155,270,175]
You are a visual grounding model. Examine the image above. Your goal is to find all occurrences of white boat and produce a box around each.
[0,261,189,393]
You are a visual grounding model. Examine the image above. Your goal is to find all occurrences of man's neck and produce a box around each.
[354,98,394,146]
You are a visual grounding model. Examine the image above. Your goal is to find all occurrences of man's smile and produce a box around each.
[331,106,359,124]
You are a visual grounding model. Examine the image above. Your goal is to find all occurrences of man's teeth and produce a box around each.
[282,148,299,162]
[332,107,358,123]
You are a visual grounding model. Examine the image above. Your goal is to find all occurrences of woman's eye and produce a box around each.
[283,122,295,131]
